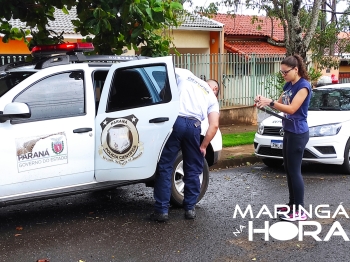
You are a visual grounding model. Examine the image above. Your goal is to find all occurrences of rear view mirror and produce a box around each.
[0,102,31,123]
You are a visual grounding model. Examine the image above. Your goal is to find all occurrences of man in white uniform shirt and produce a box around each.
[151,68,220,222]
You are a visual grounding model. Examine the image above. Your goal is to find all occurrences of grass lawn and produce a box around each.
[222,131,255,147]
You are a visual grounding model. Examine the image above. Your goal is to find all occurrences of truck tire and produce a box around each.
[170,151,209,207]
[262,158,283,168]
[341,139,350,174]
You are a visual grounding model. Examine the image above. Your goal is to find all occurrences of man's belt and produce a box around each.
[178,115,200,121]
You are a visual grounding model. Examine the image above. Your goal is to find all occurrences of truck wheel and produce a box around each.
[341,139,350,174]
[170,152,209,207]
[262,158,283,168]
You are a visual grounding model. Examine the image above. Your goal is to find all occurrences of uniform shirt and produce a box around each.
[282,78,312,134]
[175,68,219,121]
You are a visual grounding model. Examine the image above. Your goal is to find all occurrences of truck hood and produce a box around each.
[261,111,350,127]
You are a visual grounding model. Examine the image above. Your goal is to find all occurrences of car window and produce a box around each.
[339,89,350,110]
[0,72,35,98]
[92,70,109,114]
[13,71,85,124]
[106,65,171,112]
[309,88,350,110]
[152,71,166,91]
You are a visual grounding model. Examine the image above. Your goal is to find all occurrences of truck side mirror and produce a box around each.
[0,102,31,123]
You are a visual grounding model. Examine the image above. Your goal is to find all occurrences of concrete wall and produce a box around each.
[171,30,210,49]
[0,38,30,54]
[219,106,257,126]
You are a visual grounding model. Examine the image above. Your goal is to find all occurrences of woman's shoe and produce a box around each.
[276,204,292,212]
[279,211,307,221]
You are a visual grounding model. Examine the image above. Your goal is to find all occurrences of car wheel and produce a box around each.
[262,158,283,168]
[170,151,209,207]
[341,139,350,174]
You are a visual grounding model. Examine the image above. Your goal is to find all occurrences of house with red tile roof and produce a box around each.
[213,14,286,56]
[212,14,350,83]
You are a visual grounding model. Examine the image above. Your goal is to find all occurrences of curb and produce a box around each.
[210,156,262,170]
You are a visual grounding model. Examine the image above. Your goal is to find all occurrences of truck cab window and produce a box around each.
[13,71,85,124]
[106,65,171,112]
[93,70,108,114]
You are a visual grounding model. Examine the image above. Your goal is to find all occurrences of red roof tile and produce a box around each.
[224,41,286,55]
[213,14,284,42]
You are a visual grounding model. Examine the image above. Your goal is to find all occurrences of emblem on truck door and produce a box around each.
[16,132,68,172]
[99,115,144,165]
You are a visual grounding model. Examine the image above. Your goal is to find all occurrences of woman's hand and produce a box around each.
[254,95,272,108]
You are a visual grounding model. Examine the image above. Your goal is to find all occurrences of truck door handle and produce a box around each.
[149,117,169,123]
[73,128,93,133]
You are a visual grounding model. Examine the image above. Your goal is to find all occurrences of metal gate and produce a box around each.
[339,72,350,83]
[173,53,284,107]
[0,55,27,66]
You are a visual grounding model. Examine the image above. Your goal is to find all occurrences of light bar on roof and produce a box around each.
[31,43,94,57]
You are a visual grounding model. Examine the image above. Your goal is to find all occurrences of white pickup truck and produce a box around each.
[0,43,222,208]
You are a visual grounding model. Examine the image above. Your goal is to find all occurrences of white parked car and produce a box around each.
[254,83,350,173]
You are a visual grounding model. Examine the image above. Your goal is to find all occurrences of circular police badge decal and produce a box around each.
[98,115,144,165]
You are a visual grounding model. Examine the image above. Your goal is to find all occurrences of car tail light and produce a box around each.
[31,43,94,57]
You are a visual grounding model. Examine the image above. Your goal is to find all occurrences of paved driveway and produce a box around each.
[0,163,349,262]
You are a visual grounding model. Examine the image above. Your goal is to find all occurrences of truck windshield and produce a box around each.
[0,72,35,98]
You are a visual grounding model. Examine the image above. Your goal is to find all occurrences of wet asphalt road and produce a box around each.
[0,162,350,262]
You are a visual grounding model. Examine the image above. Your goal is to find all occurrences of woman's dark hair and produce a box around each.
[281,54,309,81]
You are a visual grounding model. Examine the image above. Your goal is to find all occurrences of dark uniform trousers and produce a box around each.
[154,116,204,213]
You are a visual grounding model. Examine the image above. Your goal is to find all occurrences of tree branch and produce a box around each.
[320,9,350,15]
[267,37,285,47]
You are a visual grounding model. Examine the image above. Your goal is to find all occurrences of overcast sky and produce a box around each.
[182,0,264,15]
[183,0,348,16]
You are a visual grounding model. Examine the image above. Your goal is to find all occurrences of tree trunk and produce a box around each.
[283,0,322,62]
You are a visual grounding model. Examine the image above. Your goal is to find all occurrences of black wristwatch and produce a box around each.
[270,99,275,107]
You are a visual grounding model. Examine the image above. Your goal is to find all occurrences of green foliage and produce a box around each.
[261,67,323,99]
[261,72,285,101]
[222,131,255,147]
[0,0,184,56]
[308,67,323,87]
[309,13,347,70]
